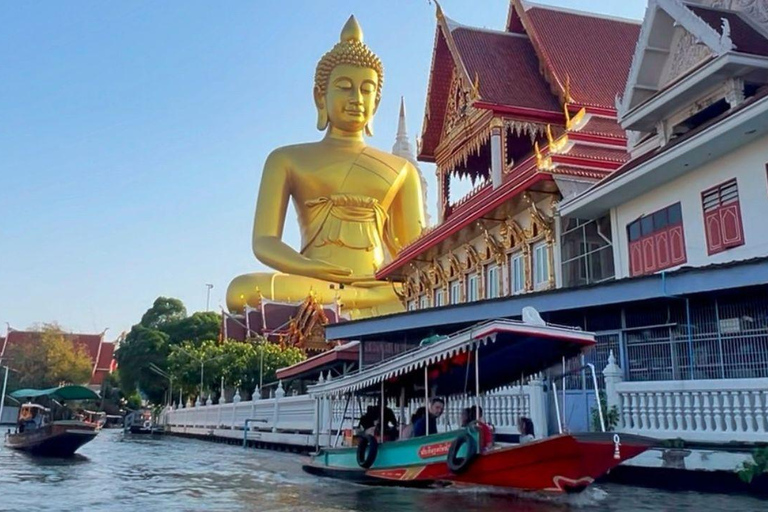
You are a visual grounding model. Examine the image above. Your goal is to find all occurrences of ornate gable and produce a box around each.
[617,0,734,118]
[711,0,768,33]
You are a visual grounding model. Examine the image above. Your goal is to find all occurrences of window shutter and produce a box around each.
[705,209,723,254]
[642,237,656,273]
[654,231,670,269]
[719,203,743,247]
[669,225,687,264]
[629,240,643,276]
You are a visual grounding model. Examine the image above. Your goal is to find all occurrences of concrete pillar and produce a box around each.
[603,350,624,413]
[490,118,504,189]
[273,381,285,433]
[527,373,548,437]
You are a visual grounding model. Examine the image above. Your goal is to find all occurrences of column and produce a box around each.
[490,118,504,189]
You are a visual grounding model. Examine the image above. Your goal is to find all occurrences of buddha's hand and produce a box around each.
[303,259,354,283]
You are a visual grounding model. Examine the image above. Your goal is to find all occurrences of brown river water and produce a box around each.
[0,429,765,511]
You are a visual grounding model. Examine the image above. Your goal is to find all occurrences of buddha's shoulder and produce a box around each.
[266,143,319,161]
[359,146,413,172]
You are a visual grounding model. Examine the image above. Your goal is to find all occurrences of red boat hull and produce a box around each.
[365,432,654,493]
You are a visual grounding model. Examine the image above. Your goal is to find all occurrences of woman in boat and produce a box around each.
[460,406,484,427]
[518,416,535,444]
[400,407,424,439]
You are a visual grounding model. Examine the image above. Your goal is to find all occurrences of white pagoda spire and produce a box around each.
[392,97,430,226]
[392,97,416,165]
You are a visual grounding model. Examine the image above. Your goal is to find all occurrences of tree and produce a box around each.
[140,297,187,330]
[114,325,170,404]
[167,338,305,400]
[5,324,93,389]
[162,311,221,346]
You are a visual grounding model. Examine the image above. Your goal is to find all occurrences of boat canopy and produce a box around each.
[9,385,100,401]
[308,318,595,399]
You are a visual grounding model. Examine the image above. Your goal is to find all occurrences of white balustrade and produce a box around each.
[162,383,546,444]
[611,378,768,442]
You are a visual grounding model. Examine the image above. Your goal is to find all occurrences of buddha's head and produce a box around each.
[314,16,384,136]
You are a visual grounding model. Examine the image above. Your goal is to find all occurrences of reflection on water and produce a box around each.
[0,430,765,512]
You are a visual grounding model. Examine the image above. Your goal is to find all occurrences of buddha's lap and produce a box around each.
[226,271,399,311]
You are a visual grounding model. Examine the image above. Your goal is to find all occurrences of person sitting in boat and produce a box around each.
[518,416,535,444]
[412,397,444,437]
[460,406,484,427]
[400,407,424,439]
[358,403,398,440]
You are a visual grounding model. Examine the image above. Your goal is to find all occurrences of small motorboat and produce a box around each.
[302,312,656,493]
[125,408,156,434]
[4,385,101,457]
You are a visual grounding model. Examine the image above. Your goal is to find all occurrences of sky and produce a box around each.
[0,0,646,338]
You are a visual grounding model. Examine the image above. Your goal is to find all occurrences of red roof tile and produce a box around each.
[563,144,631,164]
[576,116,627,139]
[452,28,561,112]
[523,6,641,108]
[688,5,768,57]
[96,342,115,369]
[551,166,610,180]
[420,26,454,161]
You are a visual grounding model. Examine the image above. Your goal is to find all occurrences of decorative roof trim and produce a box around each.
[618,0,735,119]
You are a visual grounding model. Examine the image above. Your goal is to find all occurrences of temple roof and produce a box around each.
[452,29,561,112]
[0,329,113,386]
[520,2,641,108]
[419,1,640,159]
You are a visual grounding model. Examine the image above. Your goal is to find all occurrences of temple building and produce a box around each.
[0,327,116,389]
[379,0,640,308]
[326,0,768,431]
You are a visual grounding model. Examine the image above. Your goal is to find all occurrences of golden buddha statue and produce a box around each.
[226,16,425,318]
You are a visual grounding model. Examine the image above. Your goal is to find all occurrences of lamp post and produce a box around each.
[148,363,173,407]
[205,284,214,312]
[177,346,227,401]
[0,365,10,425]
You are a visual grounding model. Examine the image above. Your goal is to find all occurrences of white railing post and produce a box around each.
[603,350,623,427]
[527,374,548,437]
[273,381,285,433]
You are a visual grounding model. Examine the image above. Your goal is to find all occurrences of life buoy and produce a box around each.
[447,431,478,474]
[143,420,152,429]
[356,434,378,469]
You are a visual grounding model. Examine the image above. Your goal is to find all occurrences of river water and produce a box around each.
[0,430,764,512]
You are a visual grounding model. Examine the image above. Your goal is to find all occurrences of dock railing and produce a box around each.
[160,378,546,447]
[604,351,768,443]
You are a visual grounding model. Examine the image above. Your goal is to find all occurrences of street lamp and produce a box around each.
[0,363,19,425]
[148,363,173,407]
[205,284,214,312]
[176,346,227,400]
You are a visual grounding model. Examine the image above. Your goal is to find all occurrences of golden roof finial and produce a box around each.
[340,15,363,43]
[472,71,480,99]
[564,73,573,103]
[563,102,571,126]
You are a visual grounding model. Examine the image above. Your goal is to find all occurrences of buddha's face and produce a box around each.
[318,64,378,134]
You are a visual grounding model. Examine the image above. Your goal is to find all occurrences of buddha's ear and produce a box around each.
[365,102,377,137]
[314,86,328,131]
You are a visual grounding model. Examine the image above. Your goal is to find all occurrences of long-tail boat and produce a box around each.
[302,310,655,493]
[4,385,101,457]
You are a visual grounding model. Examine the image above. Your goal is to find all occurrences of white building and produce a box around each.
[559,0,768,283]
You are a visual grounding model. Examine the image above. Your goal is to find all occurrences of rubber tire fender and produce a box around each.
[356,434,379,469]
[447,431,478,474]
